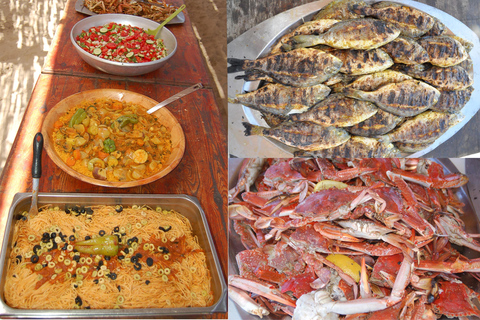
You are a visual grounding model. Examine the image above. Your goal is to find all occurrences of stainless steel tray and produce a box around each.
[0,193,226,318]
[228,158,480,320]
[75,0,186,24]
[228,0,480,158]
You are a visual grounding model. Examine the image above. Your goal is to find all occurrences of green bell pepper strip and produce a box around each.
[116,114,139,128]
[74,235,119,257]
[103,138,116,153]
[69,108,87,127]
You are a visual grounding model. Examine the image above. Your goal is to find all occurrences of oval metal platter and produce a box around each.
[227,0,480,158]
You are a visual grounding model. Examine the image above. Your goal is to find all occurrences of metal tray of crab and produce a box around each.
[228,158,480,319]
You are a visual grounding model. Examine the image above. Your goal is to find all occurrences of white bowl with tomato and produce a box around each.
[70,14,177,76]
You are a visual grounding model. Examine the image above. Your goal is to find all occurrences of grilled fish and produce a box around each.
[327,48,394,75]
[270,19,340,54]
[395,141,433,153]
[347,109,403,137]
[381,36,429,65]
[228,49,343,87]
[430,87,474,114]
[418,36,468,67]
[424,17,446,37]
[242,121,351,151]
[292,18,400,50]
[378,111,464,144]
[228,83,331,115]
[451,36,474,53]
[401,64,473,90]
[288,94,378,127]
[342,79,440,117]
[261,111,288,128]
[351,1,435,38]
[294,136,401,158]
[313,0,366,20]
[335,70,412,92]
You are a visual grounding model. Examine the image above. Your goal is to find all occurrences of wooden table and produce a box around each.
[227,0,480,158]
[0,0,227,318]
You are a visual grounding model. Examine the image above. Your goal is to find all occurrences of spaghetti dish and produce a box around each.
[84,0,177,23]
[52,98,172,182]
[5,205,214,309]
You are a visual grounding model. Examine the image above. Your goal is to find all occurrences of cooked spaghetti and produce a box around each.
[52,98,172,182]
[5,205,214,309]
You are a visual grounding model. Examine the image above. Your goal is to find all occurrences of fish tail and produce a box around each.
[243,122,265,136]
[227,58,247,73]
[227,97,239,104]
[291,35,322,49]
[342,87,364,100]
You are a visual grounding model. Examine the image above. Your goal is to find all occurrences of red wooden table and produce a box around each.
[0,0,227,318]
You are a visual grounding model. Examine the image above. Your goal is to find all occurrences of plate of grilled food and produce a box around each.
[228,158,480,319]
[227,0,479,158]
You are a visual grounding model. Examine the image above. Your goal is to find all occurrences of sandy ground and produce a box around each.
[0,0,226,175]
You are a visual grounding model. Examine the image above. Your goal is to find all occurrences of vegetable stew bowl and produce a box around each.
[41,89,186,188]
[70,14,177,76]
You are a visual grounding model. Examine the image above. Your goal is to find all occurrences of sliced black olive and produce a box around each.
[117,285,121,292]
[86,208,93,215]
[43,232,49,238]
[132,237,138,243]
[145,280,150,285]
[99,230,106,236]
[135,253,142,259]
[31,254,39,263]
[113,226,120,233]
[118,255,124,260]
[85,306,91,309]
[131,256,138,263]
[85,236,91,240]
[109,273,117,280]
[50,232,57,239]
[15,255,22,264]
[50,242,58,251]
[42,238,50,243]
[75,296,83,306]
[62,243,68,251]
[127,239,133,246]
[93,279,99,284]
[158,247,169,254]
[146,257,153,267]
[115,205,123,213]
[33,244,41,254]
[159,226,172,232]
[69,235,76,242]
[73,255,80,262]
[105,256,111,261]
[65,208,70,214]
[133,263,141,271]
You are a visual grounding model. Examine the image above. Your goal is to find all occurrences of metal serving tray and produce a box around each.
[228,159,480,320]
[228,0,480,158]
[0,193,226,318]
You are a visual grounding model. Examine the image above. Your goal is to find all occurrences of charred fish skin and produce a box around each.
[430,87,474,114]
[338,70,412,92]
[351,1,435,38]
[381,36,430,65]
[418,36,468,67]
[292,18,401,50]
[402,64,473,90]
[347,109,403,137]
[342,79,441,117]
[272,19,340,54]
[229,83,331,115]
[313,0,366,20]
[242,121,351,151]
[328,48,394,75]
[379,111,464,144]
[294,136,401,158]
[424,17,446,37]
[261,111,288,128]
[228,49,343,87]
[288,93,378,127]
[395,141,433,153]
[450,36,474,53]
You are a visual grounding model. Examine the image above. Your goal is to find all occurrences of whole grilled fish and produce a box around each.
[288,94,378,127]
[351,1,435,38]
[228,83,331,115]
[270,19,340,54]
[335,70,412,92]
[228,48,343,87]
[451,36,474,53]
[342,79,440,117]
[430,87,474,114]
[327,48,394,75]
[401,64,473,90]
[378,111,464,144]
[292,18,400,50]
[313,0,366,20]
[347,109,403,137]
[395,141,433,153]
[381,36,429,65]
[294,136,401,158]
[242,121,351,151]
[418,36,468,67]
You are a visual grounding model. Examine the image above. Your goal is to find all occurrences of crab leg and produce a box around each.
[228,285,270,318]
[228,275,297,307]
[435,214,480,252]
[416,256,480,273]
[229,159,266,203]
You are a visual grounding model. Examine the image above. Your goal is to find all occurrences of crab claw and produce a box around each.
[228,285,270,318]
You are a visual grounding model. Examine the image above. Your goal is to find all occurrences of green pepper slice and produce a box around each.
[74,235,119,257]
[116,114,139,128]
[103,138,116,153]
[68,108,87,127]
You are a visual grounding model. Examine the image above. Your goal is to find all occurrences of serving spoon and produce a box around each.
[28,132,43,217]
[146,4,186,39]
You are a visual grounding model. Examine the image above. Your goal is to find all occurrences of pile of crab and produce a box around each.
[228,158,480,320]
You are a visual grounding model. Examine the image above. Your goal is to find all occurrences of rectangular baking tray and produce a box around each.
[0,193,227,318]
[228,159,480,320]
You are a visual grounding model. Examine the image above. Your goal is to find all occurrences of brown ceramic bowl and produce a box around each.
[41,89,185,188]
